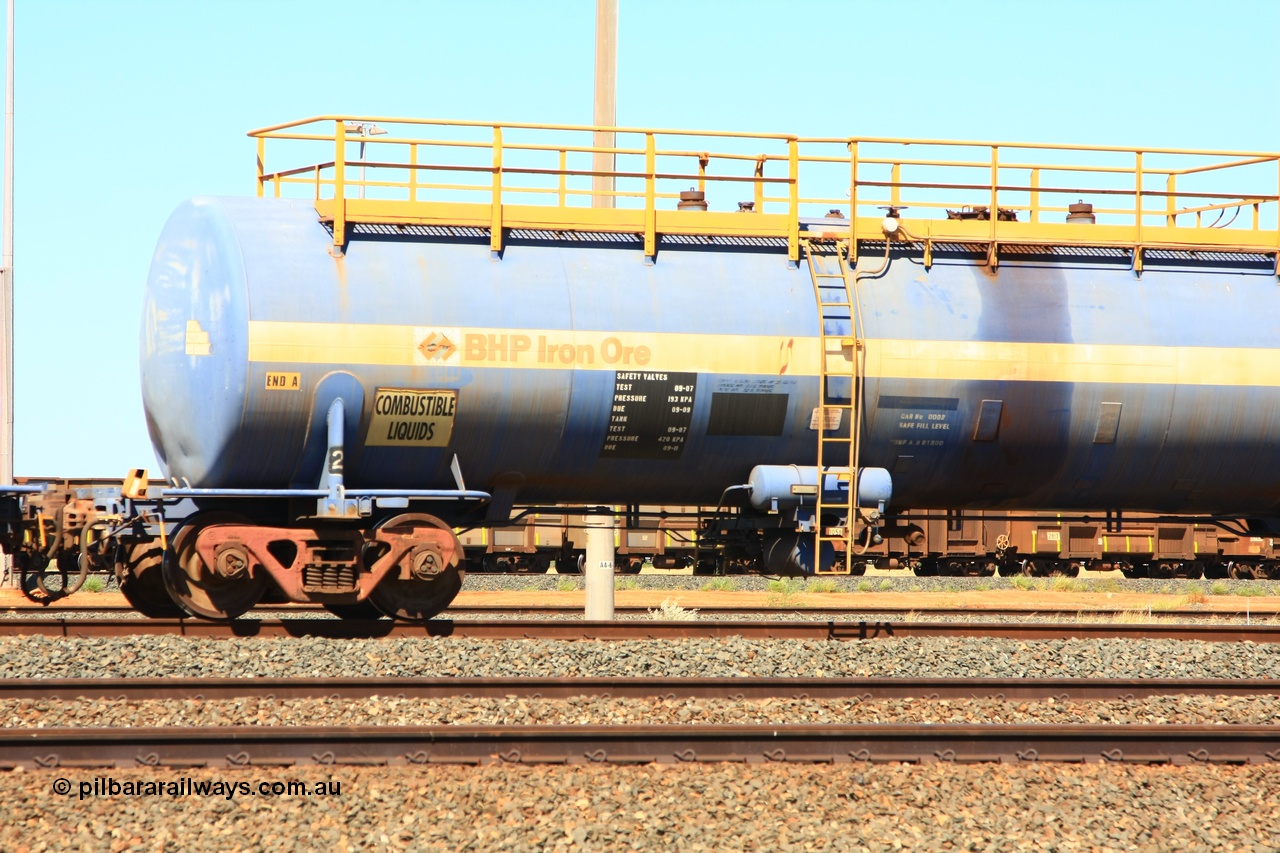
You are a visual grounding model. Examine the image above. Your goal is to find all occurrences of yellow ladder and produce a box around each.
[803,239,863,574]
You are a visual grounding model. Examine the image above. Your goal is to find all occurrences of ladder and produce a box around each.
[802,239,863,574]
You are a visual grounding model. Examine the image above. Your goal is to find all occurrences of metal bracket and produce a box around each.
[316,398,363,519]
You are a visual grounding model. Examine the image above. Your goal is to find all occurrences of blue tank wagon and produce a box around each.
[12,116,1280,617]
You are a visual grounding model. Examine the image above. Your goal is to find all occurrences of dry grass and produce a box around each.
[700,578,736,592]
[1108,609,1177,624]
[647,598,699,620]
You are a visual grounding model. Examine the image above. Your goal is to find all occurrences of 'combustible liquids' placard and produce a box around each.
[367,389,457,447]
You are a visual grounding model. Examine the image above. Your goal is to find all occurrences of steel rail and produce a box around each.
[1,676,1276,702]
[4,603,1278,620]
[3,723,1278,769]
[3,618,1280,642]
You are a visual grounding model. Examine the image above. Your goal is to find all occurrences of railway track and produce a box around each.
[2,675,1277,702]
[3,722,1277,769]
[3,616,1280,642]
[6,659,1278,773]
[4,602,1279,621]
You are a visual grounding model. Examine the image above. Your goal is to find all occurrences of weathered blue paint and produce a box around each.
[142,196,1280,516]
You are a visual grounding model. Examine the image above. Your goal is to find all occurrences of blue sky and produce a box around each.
[5,0,1279,477]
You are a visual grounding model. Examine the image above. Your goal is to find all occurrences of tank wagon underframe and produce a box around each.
[7,115,1280,618]
[455,504,1279,581]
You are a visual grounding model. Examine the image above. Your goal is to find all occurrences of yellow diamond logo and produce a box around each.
[417,332,457,362]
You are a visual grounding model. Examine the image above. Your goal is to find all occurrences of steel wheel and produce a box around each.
[119,543,185,618]
[162,513,267,620]
[367,513,465,621]
[913,558,939,577]
[1229,562,1260,580]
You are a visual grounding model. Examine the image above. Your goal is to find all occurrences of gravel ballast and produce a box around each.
[2,763,1277,852]
[4,613,1279,850]
[4,694,1280,729]
[1,635,1279,681]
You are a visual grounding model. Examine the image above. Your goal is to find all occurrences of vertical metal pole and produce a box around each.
[1,0,13,587]
[591,0,617,208]
[1,0,13,490]
[331,121,346,256]
[583,512,615,620]
[256,137,265,198]
[358,137,366,200]
[323,398,345,497]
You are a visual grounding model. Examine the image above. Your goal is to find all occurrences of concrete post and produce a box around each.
[582,512,615,620]
[591,0,617,208]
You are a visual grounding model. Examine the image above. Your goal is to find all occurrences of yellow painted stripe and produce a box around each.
[247,322,1280,387]
[248,321,824,376]
[870,339,1280,387]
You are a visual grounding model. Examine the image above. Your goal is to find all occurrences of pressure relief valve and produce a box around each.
[878,205,906,238]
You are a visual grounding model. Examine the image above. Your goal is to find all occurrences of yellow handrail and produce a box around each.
[247,116,1280,262]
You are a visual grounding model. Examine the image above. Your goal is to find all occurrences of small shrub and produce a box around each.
[807,579,839,594]
[1239,584,1270,598]
[1180,590,1208,607]
[855,580,873,592]
[82,576,105,594]
[766,577,804,606]
[648,598,699,620]
[1011,576,1034,591]
[700,577,736,592]
[615,577,640,591]
[877,579,894,591]
[1208,582,1230,596]
[556,578,578,592]
[974,582,992,592]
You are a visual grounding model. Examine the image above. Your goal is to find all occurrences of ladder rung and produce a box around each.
[807,238,859,577]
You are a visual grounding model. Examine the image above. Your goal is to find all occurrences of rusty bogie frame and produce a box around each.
[191,515,461,604]
[0,477,474,622]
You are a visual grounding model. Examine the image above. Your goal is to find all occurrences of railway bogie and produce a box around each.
[0,476,475,621]
[857,512,1280,580]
